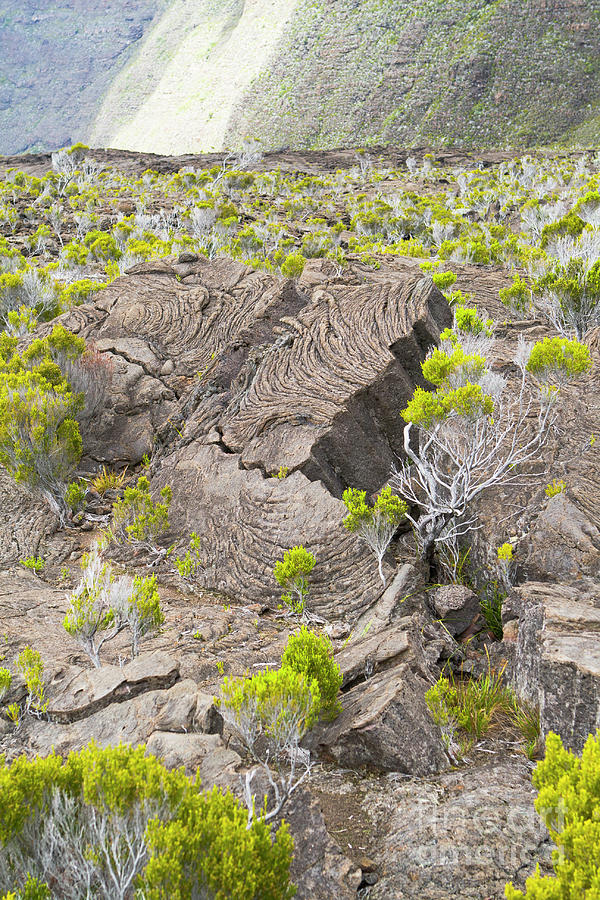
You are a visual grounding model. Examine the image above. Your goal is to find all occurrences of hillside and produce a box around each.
[1,0,600,155]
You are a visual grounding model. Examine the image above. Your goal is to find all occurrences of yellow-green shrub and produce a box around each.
[0,743,294,899]
[506,731,600,898]
[281,627,342,720]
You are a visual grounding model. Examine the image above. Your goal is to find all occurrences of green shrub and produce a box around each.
[6,704,20,727]
[174,532,203,579]
[545,478,566,498]
[421,346,486,388]
[15,646,47,717]
[65,480,86,513]
[221,667,320,741]
[124,574,165,657]
[342,485,407,585]
[445,288,476,307]
[273,546,316,618]
[424,675,460,755]
[0,742,294,899]
[63,546,164,665]
[5,306,38,337]
[402,383,494,429]
[280,252,305,279]
[83,229,121,262]
[19,556,44,575]
[143,783,294,899]
[59,278,104,308]
[526,336,591,383]
[1,875,50,900]
[394,329,590,570]
[540,210,586,248]
[220,666,319,826]
[63,545,128,667]
[111,476,172,545]
[499,275,532,316]
[0,325,85,520]
[453,306,494,336]
[61,240,89,266]
[431,270,457,291]
[0,667,12,703]
[533,257,600,338]
[281,627,342,720]
[497,542,514,562]
[505,731,600,898]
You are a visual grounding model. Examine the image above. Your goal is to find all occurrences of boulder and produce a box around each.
[193,690,224,735]
[309,664,448,775]
[430,584,480,636]
[24,679,203,757]
[150,263,449,617]
[145,731,240,782]
[334,619,414,688]
[506,581,600,751]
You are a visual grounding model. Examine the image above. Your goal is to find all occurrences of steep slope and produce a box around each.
[226,0,600,149]
[1,0,600,154]
[88,0,298,154]
[0,0,169,154]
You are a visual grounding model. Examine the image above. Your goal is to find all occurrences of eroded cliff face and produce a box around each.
[228,0,600,150]
[0,0,169,154]
[2,0,600,155]
[88,0,299,155]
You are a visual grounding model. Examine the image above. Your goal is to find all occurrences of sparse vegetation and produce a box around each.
[1,145,600,899]
[19,557,44,575]
[0,668,12,703]
[63,545,164,665]
[391,303,590,576]
[91,465,127,495]
[342,485,407,585]
[220,666,320,827]
[425,666,540,760]
[111,476,172,547]
[173,532,203,580]
[479,580,505,640]
[545,479,566,498]
[0,326,85,521]
[15,647,47,717]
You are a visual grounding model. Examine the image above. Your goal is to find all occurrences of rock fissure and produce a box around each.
[49,671,181,724]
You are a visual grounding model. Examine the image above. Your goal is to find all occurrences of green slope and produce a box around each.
[224,0,600,149]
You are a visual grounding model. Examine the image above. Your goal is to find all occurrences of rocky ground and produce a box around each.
[0,146,599,898]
